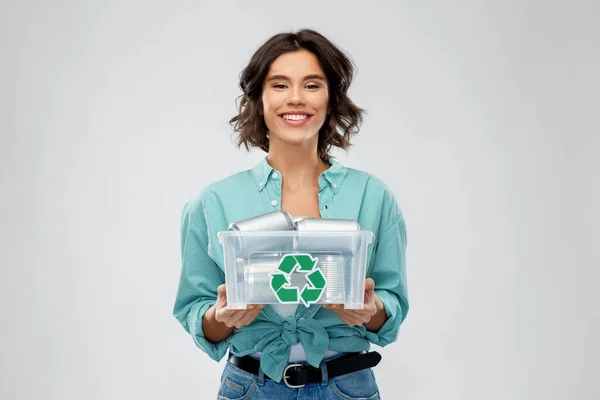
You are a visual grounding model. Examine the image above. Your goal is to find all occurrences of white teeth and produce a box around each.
[282,114,309,121]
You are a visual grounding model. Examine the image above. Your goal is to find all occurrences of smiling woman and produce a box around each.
[230,29,365,162]
[173,29,409,400]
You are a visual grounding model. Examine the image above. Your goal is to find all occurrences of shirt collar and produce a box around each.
[252,156,348,194]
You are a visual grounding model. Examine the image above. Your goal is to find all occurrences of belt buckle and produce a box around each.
[283,363,305,389]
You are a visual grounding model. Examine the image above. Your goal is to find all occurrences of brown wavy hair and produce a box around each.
[229,29,365,161]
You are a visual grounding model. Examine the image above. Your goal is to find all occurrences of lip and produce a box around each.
[279,111,311,116]
[279,113,313,127]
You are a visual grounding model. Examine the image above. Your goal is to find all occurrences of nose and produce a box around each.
[287,85,305,105]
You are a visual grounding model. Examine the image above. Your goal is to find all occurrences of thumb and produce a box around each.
[364,278,375,303]
[217,284,227,298]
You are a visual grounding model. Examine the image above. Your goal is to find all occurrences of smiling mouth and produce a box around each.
[280,114,312,121]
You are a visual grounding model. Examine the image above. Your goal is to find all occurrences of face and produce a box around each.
[261,49,330,147]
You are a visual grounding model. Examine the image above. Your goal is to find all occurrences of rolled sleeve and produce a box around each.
[187,300,228,361]
[172,201,229,362]
[365,212,409,347]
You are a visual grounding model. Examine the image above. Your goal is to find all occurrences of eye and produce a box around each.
[306,84,320,89]
[273,84,287,89]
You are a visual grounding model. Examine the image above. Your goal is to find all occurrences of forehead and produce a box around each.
[267,49,325,78]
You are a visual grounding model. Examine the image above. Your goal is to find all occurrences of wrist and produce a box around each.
[204,303,216,323]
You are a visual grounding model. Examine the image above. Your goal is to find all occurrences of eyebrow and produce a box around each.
[266,74,327,82]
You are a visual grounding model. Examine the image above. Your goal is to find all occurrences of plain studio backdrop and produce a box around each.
[1,1,598,399]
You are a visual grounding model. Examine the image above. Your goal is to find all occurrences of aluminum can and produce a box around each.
[294,218,361,231]
[294,218,360,254]
[228,211,295,231]
[292,216,306,224]
[243,252,345,305]
[227,211,296,257]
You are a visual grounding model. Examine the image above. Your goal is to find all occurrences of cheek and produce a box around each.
[311,93,329,114]
[260,93,270,115]
[262,92,283,116]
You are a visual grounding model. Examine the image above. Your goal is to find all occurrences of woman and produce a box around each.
[173,29,408,399]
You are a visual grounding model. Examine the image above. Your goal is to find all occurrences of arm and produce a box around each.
[202,301,235,343]
[172,201,230,361]
[365,209,409,346]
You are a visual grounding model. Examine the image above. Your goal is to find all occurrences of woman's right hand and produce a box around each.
[214,284,265,328]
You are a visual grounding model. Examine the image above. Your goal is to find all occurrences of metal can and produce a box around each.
[294,218,361,254]
[294,218,361,231]
[227,211,296,256]
[292,216,306,224]
[228,211,295,231]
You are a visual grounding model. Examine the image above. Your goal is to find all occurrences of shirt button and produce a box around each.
[259,182,264,187]
[333,183,337,189]
[324,204,329,210]
[271,200,278,206]
[272,173,278,179]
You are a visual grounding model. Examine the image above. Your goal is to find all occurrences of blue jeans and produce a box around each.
[217,352,381,400]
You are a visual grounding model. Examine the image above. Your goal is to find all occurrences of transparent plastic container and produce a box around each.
[217,231,374,309]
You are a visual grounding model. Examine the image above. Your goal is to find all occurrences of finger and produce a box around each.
[234,306,263,328]
[221,303,260,320]
[217,284,227,298]
[324,307,346,320]
[330,308,365,326]
[353,301,378,315]
[339,313,363,327]
[343,309,373,324]
[364,289,374,303]
[234,305,264,328]
[216,308,245,326]
[364,280,376,303]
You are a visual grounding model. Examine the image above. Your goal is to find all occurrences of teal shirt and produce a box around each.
[173,156,409,382]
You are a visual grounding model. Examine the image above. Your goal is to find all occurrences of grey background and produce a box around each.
[1,0,598,399]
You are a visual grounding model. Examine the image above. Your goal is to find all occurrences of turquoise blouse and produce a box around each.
[173,156,409,382]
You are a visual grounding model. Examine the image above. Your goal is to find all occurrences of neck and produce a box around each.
[267,137,330,190]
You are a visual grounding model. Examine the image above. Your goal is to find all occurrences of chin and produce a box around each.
[272,129,318,145]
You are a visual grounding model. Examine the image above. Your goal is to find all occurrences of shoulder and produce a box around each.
[346,167,398,201]
[346,166,404,227]
[182,168,255,219]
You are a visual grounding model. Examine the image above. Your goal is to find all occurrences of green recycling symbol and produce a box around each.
[269,253,327,307]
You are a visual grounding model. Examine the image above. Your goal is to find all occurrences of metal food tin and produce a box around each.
[227,211,295,258]
[243,252,346,305]
[292,216,306,224]
[294,218,361,231]
[294,218,361,253]
[228,211,295,231]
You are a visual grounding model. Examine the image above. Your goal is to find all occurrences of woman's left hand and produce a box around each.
[323,278,384,327]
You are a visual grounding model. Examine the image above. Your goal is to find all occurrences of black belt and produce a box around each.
[227,350,382,388]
